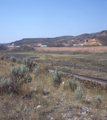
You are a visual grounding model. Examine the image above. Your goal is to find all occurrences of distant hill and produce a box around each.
[9,30,107,46]
[9,36,74,46]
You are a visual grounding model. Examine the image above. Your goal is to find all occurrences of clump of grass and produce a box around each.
[74,85,83,100]
[69,77,84,100]
[69,77,80,91]
[93,95,102,108]
[52,68,62,87]
[53,112,65,120]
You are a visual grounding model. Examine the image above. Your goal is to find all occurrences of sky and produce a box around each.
[0,0,107,43]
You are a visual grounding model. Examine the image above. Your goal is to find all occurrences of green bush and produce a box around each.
[52,69,62,87]
[93,95,102,108]
[10,64,32,83]
[23,57,37,71]
[74,85,83,100]
[0,65,32,94]
[69,77,80,91]
[10,65,32,92]
[10,56,17,62]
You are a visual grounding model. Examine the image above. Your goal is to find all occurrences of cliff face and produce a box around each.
[83,39,101,46]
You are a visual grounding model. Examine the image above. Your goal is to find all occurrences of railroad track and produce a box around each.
[49,69,107,86]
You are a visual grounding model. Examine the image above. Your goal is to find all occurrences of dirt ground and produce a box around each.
[35,46,107,53]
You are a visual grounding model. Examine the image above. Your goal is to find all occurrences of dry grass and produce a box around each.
[0,55,107,120]
[0,59,11,77]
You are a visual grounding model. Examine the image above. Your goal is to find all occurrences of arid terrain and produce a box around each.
[0,30,107,120]
[35,46,107,53]
[0,49,107,120]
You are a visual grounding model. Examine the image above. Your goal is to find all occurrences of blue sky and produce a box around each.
[0,0,107,43]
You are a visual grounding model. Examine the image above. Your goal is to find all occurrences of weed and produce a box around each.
[93,95,102,108]
[74,85,83,100]
[69,77,80,91]
[52,68,62,87]
[53,112,65,120]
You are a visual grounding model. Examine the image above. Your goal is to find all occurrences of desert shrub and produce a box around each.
[52,69,62,87]
[74,85,83,100]
[23,57,37,71]
[0,78,11,93]
[69,77,80,91]
[0,65,32,94]
[10,56,17,62]
[93,95,102,108]
[16,59,21,64]
[10,64,32,83]
[10,65,32,92]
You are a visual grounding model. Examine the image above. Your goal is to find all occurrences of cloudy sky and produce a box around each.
[0,0,107,43]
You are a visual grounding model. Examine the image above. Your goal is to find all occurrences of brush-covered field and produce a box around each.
[3,51,107,79]
[0,51,107,120]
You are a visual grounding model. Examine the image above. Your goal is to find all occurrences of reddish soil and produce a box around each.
[34,46,107,53]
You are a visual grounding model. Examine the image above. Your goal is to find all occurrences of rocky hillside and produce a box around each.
[9,30,107,46]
